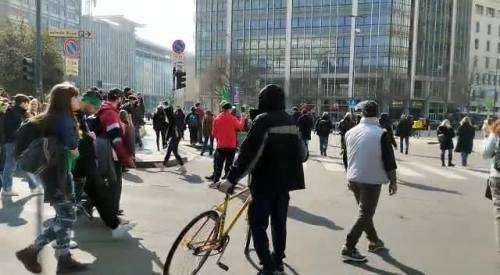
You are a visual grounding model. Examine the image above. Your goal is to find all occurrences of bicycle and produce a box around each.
[164,186,252,275]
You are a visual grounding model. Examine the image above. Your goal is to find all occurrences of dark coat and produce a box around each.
[297,114,314,140]
[437,126,455,150]
[165,107,181,140]
[202,114,214,138]
[315,116,333,137]
[396,118,412,137]
[152,111,168,131]
[292,111,301,125]
[227,85,305,195]
[175,109,186,132]
[455,124,475,153]
[3,105,29,143]
[73,112,97,180]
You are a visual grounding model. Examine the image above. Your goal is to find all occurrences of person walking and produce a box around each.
[315,112,333,156]
[379,113,397,149]
[195,102,205,144]
[455,116,475,167]
[1,94,40,196]
[396,115,412,155]
[297,109,314,150]
[16,83,90,274]
[0,98,8,189]
[291,106,301,124]
[481,119,500,253]
[437,119,456,167]
[163,106,186,173]
[341,101,397,262]
[339,112,356,168]
[201,110,214,156]
[175,106,186,139]
[218,84,306,275]
[152,106,168,151]
[185,107,199,145]
[209,101,245,185]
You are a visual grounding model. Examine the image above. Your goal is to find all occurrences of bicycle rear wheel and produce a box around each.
[164,210,220,275]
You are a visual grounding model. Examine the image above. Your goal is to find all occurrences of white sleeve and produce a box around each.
[482,134,497,159]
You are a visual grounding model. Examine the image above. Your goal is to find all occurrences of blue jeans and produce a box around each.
[319,135,329,154]
[399,136,409,154]
[1,143,38,192]
[461,152,469,166]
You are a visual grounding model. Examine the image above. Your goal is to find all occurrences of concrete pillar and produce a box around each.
[410,0,419,100]
[347,0,358,99]
[284,0,293,109]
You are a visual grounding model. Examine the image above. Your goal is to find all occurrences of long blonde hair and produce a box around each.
[440,119,451,128]
[460,116,472,126]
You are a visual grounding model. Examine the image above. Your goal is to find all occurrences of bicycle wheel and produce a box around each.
[164,210,220,275]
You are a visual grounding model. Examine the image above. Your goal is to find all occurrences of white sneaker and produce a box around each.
[52,240,79,249]
[176,165,187,173]
[112,223,137,239]
[1,191,19,197]
[30,186,44,195]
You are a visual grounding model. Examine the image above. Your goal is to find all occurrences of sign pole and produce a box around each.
[35,0,43,101]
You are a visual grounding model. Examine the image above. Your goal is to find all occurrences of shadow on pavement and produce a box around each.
[74,220,162,275]
[288,206,343,231]
[123,172,144,184]
[398,180,462,195]
[244,249,299,275]
[181,174,204,184]
[410,153,441,160]
[374,250,426,275]
[344,261,400,275]
[0,194,37,227]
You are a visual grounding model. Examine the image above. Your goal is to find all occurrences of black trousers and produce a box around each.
[111,161,123,215]
[164,137,184,166]
[155,129,166,150]
[213,148,236,182]
[346,182,381,250]
[441,149,453,165]
[189,127,198,145]
[83,176,120,229]
[249,191,289,270]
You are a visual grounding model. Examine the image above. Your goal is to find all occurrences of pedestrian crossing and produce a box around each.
[308,156,489,182]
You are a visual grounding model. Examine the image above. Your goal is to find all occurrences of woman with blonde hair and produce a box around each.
[455,117,476,166]
[28,98,40,117]
[437,119,455,167]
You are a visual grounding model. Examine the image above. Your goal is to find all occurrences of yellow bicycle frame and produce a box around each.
[215,187,251,240]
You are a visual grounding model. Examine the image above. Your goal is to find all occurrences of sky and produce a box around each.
[92,0,196,52]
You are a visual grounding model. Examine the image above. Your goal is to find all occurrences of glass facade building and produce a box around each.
[196,0,469,117]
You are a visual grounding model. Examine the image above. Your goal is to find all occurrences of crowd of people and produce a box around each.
[1,82,499,275]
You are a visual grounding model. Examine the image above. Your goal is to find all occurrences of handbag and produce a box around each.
[486,178,492,200]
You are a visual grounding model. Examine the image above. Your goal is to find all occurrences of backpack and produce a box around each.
[14,120,42,159]
[188,114,198,128]
[317,120,330,136]
[18,137,58,175]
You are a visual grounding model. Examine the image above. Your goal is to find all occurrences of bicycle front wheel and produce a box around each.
[164,210,220,275]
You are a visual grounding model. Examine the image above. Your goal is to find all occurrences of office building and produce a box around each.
[196,0,471,118]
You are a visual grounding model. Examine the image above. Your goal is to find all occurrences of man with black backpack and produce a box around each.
[185,107,199,145]
[315,112,334,156]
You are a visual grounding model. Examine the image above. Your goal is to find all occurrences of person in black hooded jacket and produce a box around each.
[218,84,305,275]
[163,106,186,173]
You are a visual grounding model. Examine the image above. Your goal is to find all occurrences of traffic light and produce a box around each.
[22,57,34,81]
[175,70,187,90]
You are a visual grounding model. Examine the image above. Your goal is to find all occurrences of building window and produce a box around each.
[498,42,500,53]
[476,22,480,33]
[488,24,492,34]
[476,4,484,14]
[486,57,490,69]
[487,7,495,17]
[497,59,500,70]
[473,56,478,67]
[475,39,479,49]
[487,41,491,51]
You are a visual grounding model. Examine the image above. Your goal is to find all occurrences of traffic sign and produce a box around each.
[346,98,358,109]
[48,29,92,39]
[64,38,80,58]
[172,40,186,54]
[65,57,79,76]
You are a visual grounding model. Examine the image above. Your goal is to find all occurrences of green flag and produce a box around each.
[221,84,230,102]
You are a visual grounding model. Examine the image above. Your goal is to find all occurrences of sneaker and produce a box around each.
[341,246,367,262]
[56,253,89,274]
[205,175,214,180]
[221,175,227,180]
[16,245,42,274]
[30,186,44,195]
[52,240,78,250]
[176,165,187,173]
[112,223,137,239]
[448,163,455,167]
[368,239,386,253]
[208,182,220,189]
[2,191,19,197]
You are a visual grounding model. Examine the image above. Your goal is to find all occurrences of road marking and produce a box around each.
[405,161,467,180]
[397,165,425,178]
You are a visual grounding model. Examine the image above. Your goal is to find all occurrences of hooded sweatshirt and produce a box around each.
[212,111,245,148]
[97,101,131,162]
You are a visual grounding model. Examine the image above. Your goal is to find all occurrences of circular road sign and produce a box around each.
[64,38,80,58]
[172,40,186,54]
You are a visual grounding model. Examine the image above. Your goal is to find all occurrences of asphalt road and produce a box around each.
[1,134,499,275]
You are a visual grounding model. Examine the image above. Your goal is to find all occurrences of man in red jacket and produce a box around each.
[211,101,245,185]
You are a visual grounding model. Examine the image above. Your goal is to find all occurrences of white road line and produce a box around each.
[405,161,467,180]
[397,165,425,178]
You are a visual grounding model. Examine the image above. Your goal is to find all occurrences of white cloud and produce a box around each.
[92,0,196,52]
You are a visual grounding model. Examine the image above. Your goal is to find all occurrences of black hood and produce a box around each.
[258,84,285,112]
[380,112,389,122]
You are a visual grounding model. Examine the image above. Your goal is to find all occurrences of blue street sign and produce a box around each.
[172,40,186,54]
[64,38,80,58]
[346,98,358,108]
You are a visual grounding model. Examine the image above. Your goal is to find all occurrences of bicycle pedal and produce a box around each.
[217,262,229,271]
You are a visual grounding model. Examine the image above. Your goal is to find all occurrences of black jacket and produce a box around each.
[315,116,333,137]
[4,105,29,143]
[437,126,455,150]
[165,107,181,140]
[455,124,475,153]
[175,109,186,132]
[227,85,305,195]
[297,114,314,140]
[73,112,97,180]
[396,118,412,137]
[152,111,168,131]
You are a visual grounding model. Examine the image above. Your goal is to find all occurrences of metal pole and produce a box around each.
[347,0,358,100]
[495,69,498,117]
[35,0,43,100]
